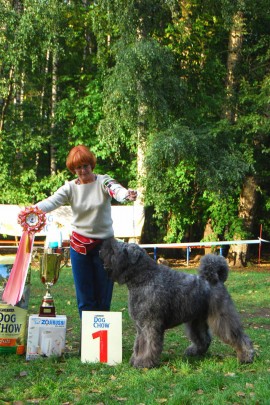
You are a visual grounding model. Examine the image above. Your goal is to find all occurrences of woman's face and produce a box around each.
[74,163,94,184]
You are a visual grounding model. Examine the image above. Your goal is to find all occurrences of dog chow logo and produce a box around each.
[93,314,110,329]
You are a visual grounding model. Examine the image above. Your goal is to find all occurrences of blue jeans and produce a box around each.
[70,245,114,318]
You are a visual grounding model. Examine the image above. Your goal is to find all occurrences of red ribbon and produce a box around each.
[2,206,46,306]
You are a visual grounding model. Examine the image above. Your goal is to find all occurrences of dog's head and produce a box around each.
[100,238,144,284]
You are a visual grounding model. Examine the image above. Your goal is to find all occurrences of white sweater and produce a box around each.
[36,174,129,239]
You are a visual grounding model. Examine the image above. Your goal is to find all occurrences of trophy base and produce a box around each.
[39,299,56,317]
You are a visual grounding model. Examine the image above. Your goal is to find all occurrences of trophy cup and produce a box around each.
[39,253,64,317]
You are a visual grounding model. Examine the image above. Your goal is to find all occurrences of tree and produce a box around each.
[92,0,184,240]
[1,0,270,254]
[0,0,102,203]
[219,0,270,265]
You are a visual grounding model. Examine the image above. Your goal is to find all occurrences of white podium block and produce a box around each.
[26,315,67,360]
[81,311,122,365]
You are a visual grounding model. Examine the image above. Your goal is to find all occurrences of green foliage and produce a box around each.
[96,38,183,158]
[0,0,105,202]
[55,77,103,148]
[163,1,228,125]
[92,0,172,51]
[145,120,251,241]
[0,169,68,205]
[202,191,248,240]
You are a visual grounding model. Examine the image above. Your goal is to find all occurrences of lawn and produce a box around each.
[0,260,269,405]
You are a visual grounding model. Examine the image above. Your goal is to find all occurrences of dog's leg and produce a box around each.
[208,299,254,363]
[130,324,144,366]
[184,318,212,357]
[130,323,164,368]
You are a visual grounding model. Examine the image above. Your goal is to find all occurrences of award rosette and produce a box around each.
[18,206,46,234]
[2,206,46,306]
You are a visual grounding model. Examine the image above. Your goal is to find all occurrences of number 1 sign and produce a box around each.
[81,311,122,365]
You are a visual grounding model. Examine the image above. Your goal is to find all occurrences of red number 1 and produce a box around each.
[92,330,108,363]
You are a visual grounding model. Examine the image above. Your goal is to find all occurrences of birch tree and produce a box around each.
[92,0,183,241]
[0,0,78,202]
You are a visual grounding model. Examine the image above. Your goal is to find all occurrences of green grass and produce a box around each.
[0,264,270,405]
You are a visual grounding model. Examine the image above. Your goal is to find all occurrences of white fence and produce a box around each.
[140,239,269,265]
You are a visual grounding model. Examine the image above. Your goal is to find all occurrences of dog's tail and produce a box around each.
[198,254,229,284]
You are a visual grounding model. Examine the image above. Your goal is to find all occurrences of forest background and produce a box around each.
[1,0,270,266]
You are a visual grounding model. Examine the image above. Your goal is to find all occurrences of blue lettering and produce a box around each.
[93,322,110,329]
[94,316,106,323]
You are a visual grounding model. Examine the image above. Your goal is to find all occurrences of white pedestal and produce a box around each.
[81,311,122,365]
[26,314,67,360]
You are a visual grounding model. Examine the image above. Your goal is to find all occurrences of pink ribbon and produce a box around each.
[2,206,46,306]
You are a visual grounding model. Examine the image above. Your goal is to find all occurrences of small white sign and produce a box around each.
[81,311,122,365]
[26,315,67,360]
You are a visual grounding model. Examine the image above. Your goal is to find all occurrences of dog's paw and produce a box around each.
[184,346,197,357]
[236,336,255,363]
[184,345,206,357]
[237,349,255,364]
[130,356,158,369]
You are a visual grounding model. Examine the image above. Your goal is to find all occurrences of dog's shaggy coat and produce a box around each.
[100,238,254,368]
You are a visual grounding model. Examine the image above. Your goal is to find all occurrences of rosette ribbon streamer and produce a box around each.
[2,206,46,306]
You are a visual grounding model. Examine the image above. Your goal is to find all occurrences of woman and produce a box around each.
[36,145,137,317]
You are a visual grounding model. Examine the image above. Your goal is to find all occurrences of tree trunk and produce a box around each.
[0,67,14,132]
[223,11,258,266]
[128,86,146,244]
[40,49,50,119]
[229,176,258,266]
[128,24,148,243]
[50,51,58,175]
[202,10,250,262]
[224,11,244,122]
[203,219,217,255]
[0,0,24,132]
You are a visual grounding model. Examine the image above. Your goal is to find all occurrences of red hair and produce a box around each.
[66,145,97,174]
